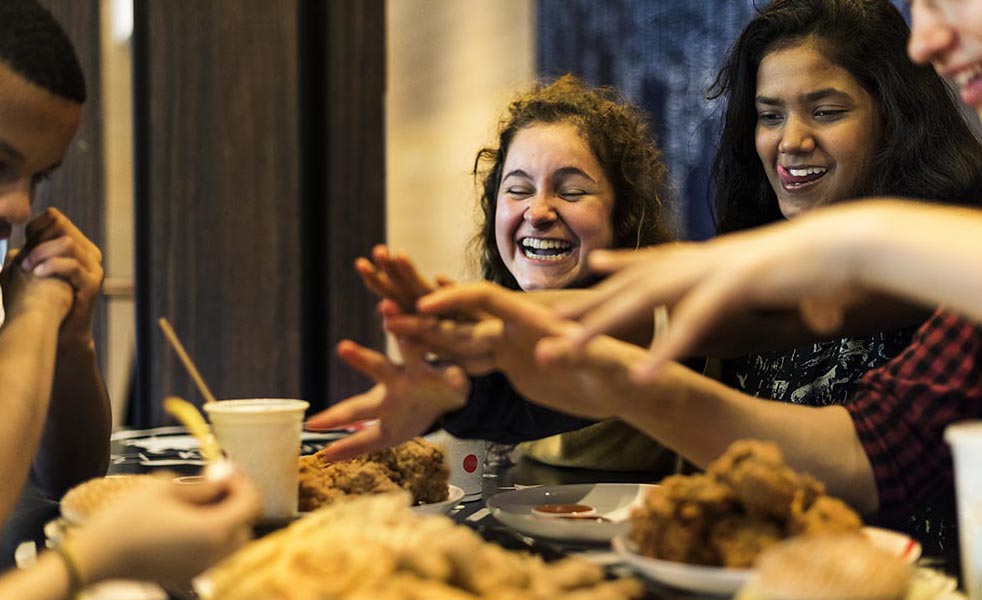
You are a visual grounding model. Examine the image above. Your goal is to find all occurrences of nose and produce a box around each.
[908,2,956,65]
[0,180,33,226]
[524,193,558,228]
[778,117,815,155]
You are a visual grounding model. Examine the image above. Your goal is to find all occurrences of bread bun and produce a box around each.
[737,534,910,600]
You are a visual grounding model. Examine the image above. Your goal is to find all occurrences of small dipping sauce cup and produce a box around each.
[204,398,308,518]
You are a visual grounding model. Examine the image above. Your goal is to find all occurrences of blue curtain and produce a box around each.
[536,0,909,240]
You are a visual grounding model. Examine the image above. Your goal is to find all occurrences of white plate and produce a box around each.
[411,485,465,515]
[613,526,922,596]
[487,483,657,543]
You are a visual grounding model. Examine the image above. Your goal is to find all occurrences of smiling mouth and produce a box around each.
[778,165,828,191]
[520,237,575,262]
[952,62,982,106]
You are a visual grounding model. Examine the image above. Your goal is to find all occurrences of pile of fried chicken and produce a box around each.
[298,438,450,510]
[630,439,862,568]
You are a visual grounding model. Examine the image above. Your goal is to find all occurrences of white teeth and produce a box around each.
[520,237,573,261]
[787,167,828,177]
[522,238,572,250]
[954,63,982,87]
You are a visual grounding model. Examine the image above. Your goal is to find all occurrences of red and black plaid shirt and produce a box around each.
[846,308,982,523]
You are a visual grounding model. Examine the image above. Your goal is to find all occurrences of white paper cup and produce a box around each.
[946,421,982,600]
[204,398,308,518]
[427,431,486,501]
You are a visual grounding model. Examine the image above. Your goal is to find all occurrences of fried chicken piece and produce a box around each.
[298,455,400,511]
[788,494,862,537]
[300,437,449,510]
[630,474,735,565]
[363,438,450,504]
[709,514,783,568]
[707,439,824,521]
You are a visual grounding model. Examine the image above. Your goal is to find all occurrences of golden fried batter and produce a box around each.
[709,514,783,568]
[707,440,824,521]
[298,438,450,511]
[362,438,450,504]
[298,455,400,511]
[788,494,863,537]
[629,474,735,565]
[209,494,643,600]
[630,439,866,569]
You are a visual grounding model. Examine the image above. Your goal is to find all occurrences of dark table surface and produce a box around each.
[1,428,959,600]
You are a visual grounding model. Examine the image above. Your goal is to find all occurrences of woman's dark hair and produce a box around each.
[0,0,86,103]
[710,0,982,234]
[472,75,674,289]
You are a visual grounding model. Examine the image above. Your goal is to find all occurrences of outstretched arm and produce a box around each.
[559,199,982,379]
[420,282,878,513]
[20,209,110,498]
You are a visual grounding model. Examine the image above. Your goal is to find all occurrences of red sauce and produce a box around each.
[533,503,594,515]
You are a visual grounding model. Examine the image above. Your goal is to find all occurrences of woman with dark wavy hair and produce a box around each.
[706,0,982,410]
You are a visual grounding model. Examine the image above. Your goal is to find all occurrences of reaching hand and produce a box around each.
[305,337,470,461]
[380,298,501,375]
[557,213,864,381]
[355,244,453,313]
[416,282,647,420]
[70,472,260,590]
[16,208,104,347]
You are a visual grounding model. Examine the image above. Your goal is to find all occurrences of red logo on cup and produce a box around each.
[463,454,479,473]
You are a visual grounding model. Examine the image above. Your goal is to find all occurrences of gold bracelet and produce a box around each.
[52,540,85,600]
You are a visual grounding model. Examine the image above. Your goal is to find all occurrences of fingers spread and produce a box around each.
[305,384,386,429]
[315,427,388,463]
[336,340,396,382]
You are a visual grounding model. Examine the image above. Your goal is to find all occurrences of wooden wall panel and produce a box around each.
[316,0,387,406]
[134,1,303,424]
[35,0,106,361]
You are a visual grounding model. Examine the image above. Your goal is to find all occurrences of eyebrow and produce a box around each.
[501,166,597,184]
[756,88,854,105]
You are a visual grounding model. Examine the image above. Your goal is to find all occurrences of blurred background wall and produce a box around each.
[48,0,918,426]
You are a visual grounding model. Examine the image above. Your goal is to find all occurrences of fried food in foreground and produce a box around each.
[708,439,824,521]
[709,514,783,568]
[208,493,643,600]
[735,534,911,600]
[61,475,162,524]
[629,474,735,565]
[630,439,863,568]
[298,438,449,511]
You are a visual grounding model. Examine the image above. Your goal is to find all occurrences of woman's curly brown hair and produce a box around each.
[472,74,675,290]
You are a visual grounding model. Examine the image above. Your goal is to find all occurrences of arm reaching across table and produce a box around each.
[417,282,879,514]
[558,200,982,381]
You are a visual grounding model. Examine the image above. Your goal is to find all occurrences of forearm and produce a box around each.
[620,363,878,513]
[527,289,655,347]
[840,201,982,323]
[33,339,111,497]
[0,552,73,600]
[693,297,927,358]
[0,309,62,523]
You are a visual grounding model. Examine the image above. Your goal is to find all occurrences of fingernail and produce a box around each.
[32,265,44,276]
